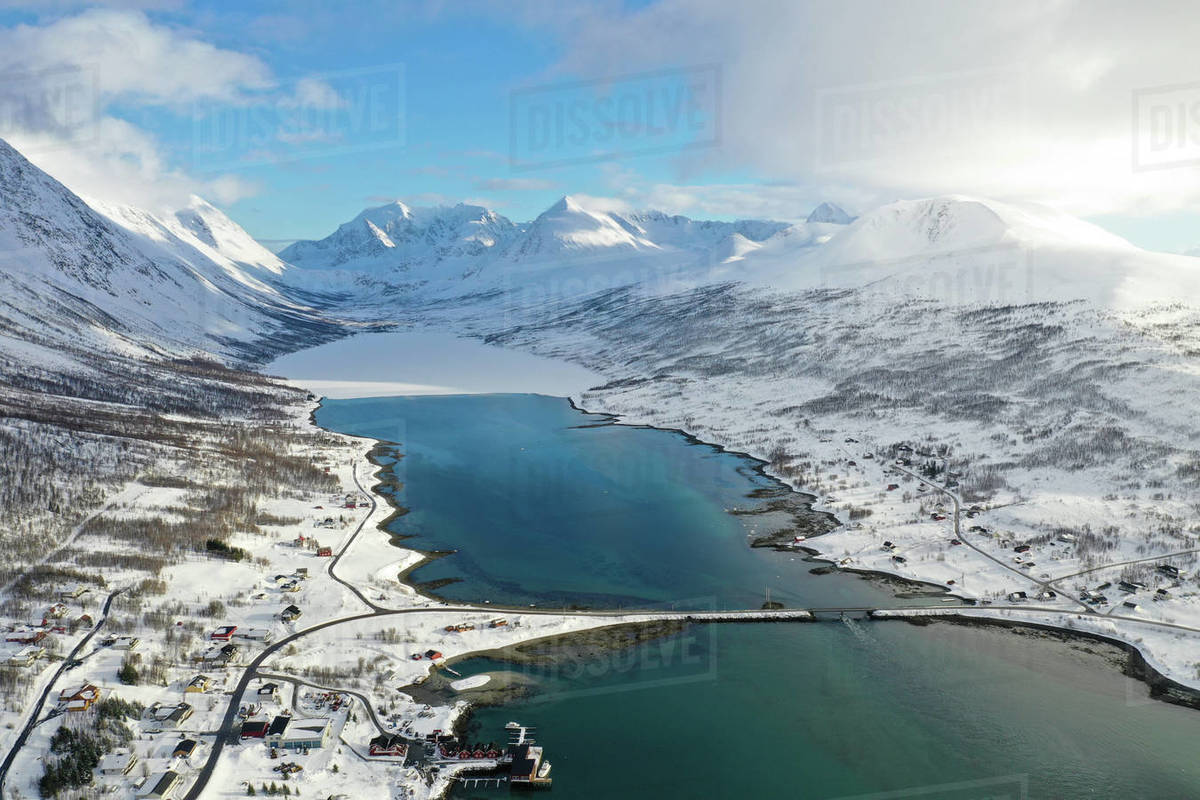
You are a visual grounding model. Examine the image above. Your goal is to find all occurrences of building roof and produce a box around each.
[267,715,291,736]
[98,752,135,771]
[137,770,182,799]
[172,739,199,757]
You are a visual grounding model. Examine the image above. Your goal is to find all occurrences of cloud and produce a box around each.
[7,117,258,212]
[0,9,281,210]
[538,0,1200,216]
[0,9,273,106]
[473,177,559,191]
[279,77,348,110]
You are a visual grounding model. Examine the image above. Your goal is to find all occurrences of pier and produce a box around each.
[458,775,508,788]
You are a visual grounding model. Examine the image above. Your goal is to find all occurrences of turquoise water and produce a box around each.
[316,393,904,610]
[452,623,1200,799]
[315,393,1200,798]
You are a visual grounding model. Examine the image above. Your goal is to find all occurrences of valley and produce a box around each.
[2,133,1200,799]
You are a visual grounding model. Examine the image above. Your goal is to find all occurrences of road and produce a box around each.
[0,588,124,793]
[889,463,1091,612]
[256,671,388,736]
[1052,547,1200,582]
[325,458,386,612]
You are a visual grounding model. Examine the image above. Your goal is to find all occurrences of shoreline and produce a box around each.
[300,391,1200,796]
[560,393,1200,707]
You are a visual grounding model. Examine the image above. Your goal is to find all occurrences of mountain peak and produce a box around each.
[806,202,855,225]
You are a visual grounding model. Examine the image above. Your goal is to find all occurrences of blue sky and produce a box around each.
[0,2,1197,252]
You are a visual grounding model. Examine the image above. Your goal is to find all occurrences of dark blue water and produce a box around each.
[316,393,905,610]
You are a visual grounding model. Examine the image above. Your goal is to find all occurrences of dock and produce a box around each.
[458,775,508,788]
[505,722,552,789]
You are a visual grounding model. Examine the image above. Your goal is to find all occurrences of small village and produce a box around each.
[0,412,586,800]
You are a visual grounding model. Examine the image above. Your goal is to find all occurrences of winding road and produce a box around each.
[0,588,124,793]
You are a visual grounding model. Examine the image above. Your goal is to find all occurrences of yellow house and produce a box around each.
[185,674,212,694]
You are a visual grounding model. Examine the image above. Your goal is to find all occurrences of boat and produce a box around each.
[537,760,552,779]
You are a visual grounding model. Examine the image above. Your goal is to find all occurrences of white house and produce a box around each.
[136,770,183,800]
[97,751,137,777]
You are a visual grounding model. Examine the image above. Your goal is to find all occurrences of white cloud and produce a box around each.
[540,0,1200,217]
[0,9,277,210]
[0,9,273,106]
[279,77,348,110]
[7,117,258,212]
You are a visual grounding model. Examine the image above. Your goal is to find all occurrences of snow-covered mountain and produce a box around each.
[806,201,855,225]
[279,195,797,283]
[0,137,335,363]
[280,201,520,273]
[747,195,1200,308]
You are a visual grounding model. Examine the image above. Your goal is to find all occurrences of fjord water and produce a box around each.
[316,393,903,610]
[316,394,1200,798]
[452,622,1200,799]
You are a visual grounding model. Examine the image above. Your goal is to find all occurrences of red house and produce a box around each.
[316,547,333,557]
[6,630,46,645]
[210,625,238,641]
[240,719,269,739]
[369,733,408,757]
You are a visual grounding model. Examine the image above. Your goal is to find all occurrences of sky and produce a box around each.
[0,0,1198,253]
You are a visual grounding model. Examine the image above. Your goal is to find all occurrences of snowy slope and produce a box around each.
[747,195,1200,308]
[0,138,335,363]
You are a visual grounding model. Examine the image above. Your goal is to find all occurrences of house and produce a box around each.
[316,546,333,557]
[6,646,44,666]
[279,605,302,622]
[171,738,203,763]
[886,484,900,491]
[185,675,212,694]
[59,683,101,712]
[234,628,273,643]
[200,643,239,667]
[1037,590,1057,601]
[5,629,45,645]
[58,585,90,601]
[256,682,280,702]
[1157,564,1181,579]
[265,716,332,751]
[1123,601,1140,611]
[890,555,906,564]
[210,625,237,641]
[1057,533,1077,543]
[110,635,140,650]
[240,719,270,739]
[1007,591,1028,603]
[1013,544,1031,553]
[97,751,137,777]
[136,770,183,800]
[369,733,408,757]
[145,702,193,731]
[45,603,68,619]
